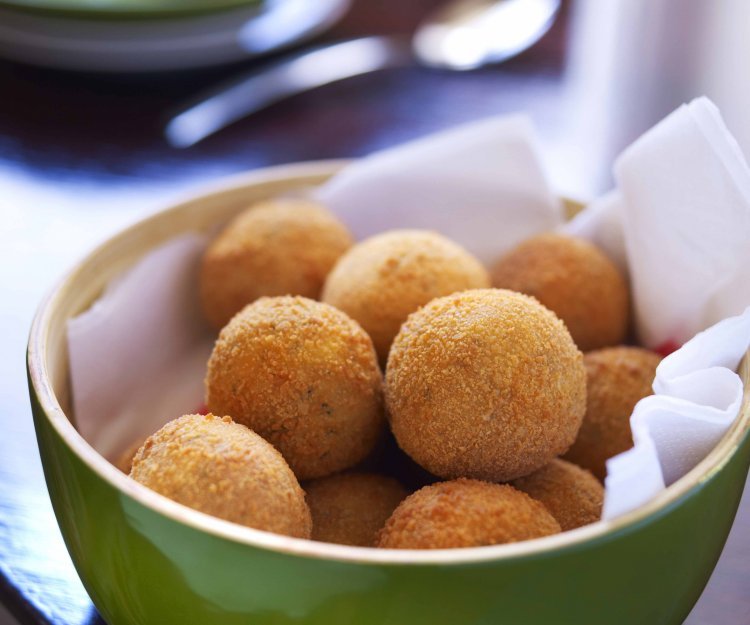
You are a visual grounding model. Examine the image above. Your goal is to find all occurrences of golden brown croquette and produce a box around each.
[564,346,661,480]
[205,296,384,480]
[321,230,490,364]
[491,233,629,351]
[376,478,560,549]
[511,459,603,530]
[386,289,586,482]
[130,414,311,537]
[305,472,408,546]
[200,199,353,329]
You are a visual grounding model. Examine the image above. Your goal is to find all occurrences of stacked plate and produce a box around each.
[0,0,350,72]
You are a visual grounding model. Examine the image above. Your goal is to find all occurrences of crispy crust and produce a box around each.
[377,478,560,549]
[386,289,586,482]
[305,472,408,546]
[491,233,629,351]
[322,230,490,365]
[130,414,311,538]
[205,296,385,480]
[200,199,353,329]
[512,459,603,530]
[564,346,661,480]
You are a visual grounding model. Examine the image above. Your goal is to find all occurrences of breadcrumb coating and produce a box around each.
[386,289,586,482]
[305,472,408,546]
[205,296,385,480]
[322,230,490,364]
[377,478,560,549]
[200,199,353,329]
[512,459,603,530]
[564,346,661,479]
[130,413,311,538]
[491,233,629,351]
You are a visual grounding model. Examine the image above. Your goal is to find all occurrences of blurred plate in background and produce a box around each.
[0,0,265,19]
[0,0,350,72]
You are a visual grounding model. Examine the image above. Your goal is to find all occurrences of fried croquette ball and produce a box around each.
[564,346,661,480]
[511,459,603,530]
[321,230,490,363]
[200,199,353,329]
[490,233,629,351]
[377,479,560,549]
[205,296,384,480]
[130,414,311,537]
[305,472,408,546]
[115,436,147,474]
[386,289,586,482]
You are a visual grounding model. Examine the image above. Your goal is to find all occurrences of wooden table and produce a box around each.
[0,1,747,623]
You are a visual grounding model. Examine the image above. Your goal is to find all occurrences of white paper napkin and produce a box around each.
[67,234,213,458]
[316,114,563,265]
[603,308,750,519]
[566,97,750,349]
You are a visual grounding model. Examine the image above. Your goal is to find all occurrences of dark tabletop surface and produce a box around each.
[0,1,748,624]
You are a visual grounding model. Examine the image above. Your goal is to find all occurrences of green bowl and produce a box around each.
[27,161,750,625]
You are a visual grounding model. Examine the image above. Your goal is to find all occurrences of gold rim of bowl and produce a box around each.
[27,160,750,566]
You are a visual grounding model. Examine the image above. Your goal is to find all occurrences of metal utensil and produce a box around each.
[413,0,560,69]
[165,0,561,148]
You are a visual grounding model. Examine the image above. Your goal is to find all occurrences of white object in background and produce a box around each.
[567,0,750,193]
[67,234,212,458]
[564,0,721,192]
[603,308,750,519]
[316,115,562,265]
[693,0,750,165]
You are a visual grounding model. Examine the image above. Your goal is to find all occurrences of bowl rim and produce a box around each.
[27,160,750,566]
